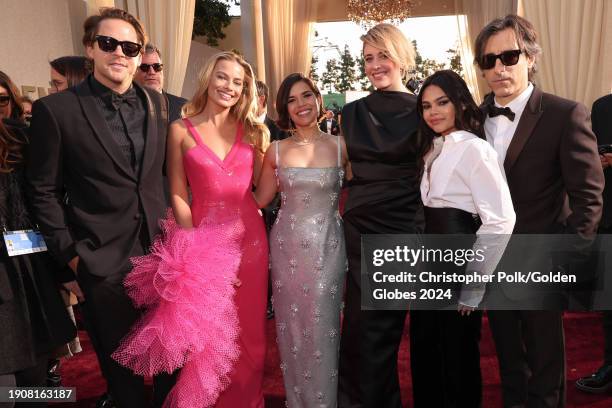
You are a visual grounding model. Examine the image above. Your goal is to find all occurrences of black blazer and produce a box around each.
[592,94,612,228]
[264,116,286,141]
[165,91,187,124]
[26,78,168,278]
[319,118,340,136]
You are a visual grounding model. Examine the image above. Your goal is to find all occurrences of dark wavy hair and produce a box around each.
[49,56,92,88]
[275,73,323,131]
[0,120,25,173]
[0,70,24,121]
[416,70,484,171]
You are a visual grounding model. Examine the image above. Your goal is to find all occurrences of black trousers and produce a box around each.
[410,310,482,408]
[338,218,409,408]
[0,353,50,408]
[603,311,612,366]
[601,226,612,366]
[488,310,565,408]
[76,226,175,408]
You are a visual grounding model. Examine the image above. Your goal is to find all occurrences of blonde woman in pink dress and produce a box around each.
[112,51,270,408]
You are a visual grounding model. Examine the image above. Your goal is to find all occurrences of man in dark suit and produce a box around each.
[256,79,285,142]
[26,8,170,408]
[319,109,340,135]
[576,93,612,393]
[134,43,187,123]
[475,15,604,408]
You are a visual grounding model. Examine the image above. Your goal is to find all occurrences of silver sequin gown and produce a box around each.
[270,140,347,408]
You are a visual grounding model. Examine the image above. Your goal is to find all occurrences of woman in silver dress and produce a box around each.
[255,73,350,407]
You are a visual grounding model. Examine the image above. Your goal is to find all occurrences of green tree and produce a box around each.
[411,39,444,81]
[446,46,463,76]
[321,58,340,93]
[336,45,356,93]
[192,0,232,47]
[355,55,373,91]
[309,54,320,85]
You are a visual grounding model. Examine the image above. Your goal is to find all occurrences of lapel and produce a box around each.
[76,79,136,181]
[138,83,160,180]
[503,86,544,174]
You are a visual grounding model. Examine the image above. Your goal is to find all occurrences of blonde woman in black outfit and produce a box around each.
[338,23,425,408]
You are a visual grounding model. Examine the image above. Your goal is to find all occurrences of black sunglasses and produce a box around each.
[0,95,11,107]
[139,63,164,73]
[480,49,522,70]
[95,35,142,58]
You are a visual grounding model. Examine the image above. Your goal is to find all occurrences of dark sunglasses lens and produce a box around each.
[121,42,141,57]
[97,36,118,52]
[481,50,521,69]
[139,63,162,72]
[97,36,140,57]
[482,55,496,69]
[0,96,10,106]
[500,50,521,66]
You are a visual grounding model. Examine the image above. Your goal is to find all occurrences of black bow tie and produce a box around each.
[110,89,138,110]
[488,104,515,121]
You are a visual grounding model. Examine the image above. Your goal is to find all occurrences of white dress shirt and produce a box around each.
[325,119,333,134]
[420,130,516,307]
[484,82,534,168]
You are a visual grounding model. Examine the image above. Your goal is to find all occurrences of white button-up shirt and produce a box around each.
[420,130,516,306]
[484,82,534,168]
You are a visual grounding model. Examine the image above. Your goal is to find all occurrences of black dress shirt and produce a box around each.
[90,76,147,177]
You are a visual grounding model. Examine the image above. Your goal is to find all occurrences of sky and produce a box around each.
[313,16,460,77]
[227,4,460,81]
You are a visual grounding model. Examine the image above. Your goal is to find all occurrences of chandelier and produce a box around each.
[347,0,417,28]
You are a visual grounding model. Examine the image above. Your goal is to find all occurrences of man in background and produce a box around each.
[134,43,186,123]
[319,109,339,135]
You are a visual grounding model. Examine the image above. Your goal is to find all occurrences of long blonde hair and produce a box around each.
[183,51,269,153]
[361,23,416,82]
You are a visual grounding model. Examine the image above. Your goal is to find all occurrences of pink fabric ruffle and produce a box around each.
[112,211,244,408]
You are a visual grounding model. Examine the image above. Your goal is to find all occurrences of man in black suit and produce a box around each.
[134,43,187,123]
[319,109,340,135]
[26,8,170,408]
[475,15,603,407]
[256,79,285,141]
[576,93,612,394]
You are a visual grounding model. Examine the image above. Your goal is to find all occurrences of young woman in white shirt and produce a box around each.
[410,70,515,408]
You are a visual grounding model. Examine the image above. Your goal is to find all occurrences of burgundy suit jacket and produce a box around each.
[483,86,604,236]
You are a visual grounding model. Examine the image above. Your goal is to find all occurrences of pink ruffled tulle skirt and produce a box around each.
[112,211,244,408]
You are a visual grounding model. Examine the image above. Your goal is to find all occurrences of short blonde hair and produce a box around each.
[361,23,415,81]
[183,51,269,153]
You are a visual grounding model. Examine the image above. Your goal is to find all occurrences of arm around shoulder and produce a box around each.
[253,141,279,208]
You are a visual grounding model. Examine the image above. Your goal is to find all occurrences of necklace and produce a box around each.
[291,130,322,145]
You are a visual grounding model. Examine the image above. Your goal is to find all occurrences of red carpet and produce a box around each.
[52,312,612,407]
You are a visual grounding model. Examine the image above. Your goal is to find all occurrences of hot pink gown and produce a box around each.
[112,118,268,408]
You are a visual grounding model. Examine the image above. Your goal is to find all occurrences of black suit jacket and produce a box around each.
[319,118,340,136]
[264,116,286,141]
[26,78,168,278]
[164,91,187,124]
[592,94,612,228]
